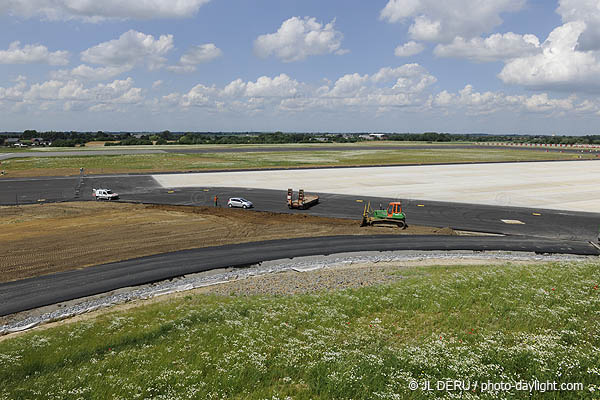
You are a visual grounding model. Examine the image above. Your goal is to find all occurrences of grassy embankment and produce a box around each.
[1,261,599,399]
[1,147,598,177]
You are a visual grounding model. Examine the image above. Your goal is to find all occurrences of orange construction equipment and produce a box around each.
[360,201,407,229]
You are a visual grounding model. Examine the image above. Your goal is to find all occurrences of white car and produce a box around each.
[92,188,119,201]
[227,197,253,209]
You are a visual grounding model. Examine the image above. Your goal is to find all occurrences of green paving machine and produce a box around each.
[360,201,407,229]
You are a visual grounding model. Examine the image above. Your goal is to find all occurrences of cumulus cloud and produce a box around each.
[167,43,222,73]
[166,65,437,114]
[245,74,301,98]
[370,64,437,93]
[254,16,347,62]
[498,21,600,91]
[432,84,587,115]
[557,0,600,51]
[23,77,142,104]
[50,64,132,81]
[380,0,525,42]
[0,76,28,102]
[81,30,174,70]
[0,41,69,65]
[2,76,144,112]
[434,32,541,62]
[394,41,425,57]
[0,0,211,21]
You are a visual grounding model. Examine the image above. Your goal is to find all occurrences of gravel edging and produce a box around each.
[0,250,596,337]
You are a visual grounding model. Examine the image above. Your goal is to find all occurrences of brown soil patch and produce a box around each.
[0,202,453,282]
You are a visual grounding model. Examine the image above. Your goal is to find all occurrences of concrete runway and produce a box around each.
[153,160,600,213]
[1,235,597,316]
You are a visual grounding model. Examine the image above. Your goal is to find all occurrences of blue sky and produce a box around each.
[1,0,600,134]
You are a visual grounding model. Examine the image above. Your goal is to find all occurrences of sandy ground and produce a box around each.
[153,160,600,213]
[0,202,452,282]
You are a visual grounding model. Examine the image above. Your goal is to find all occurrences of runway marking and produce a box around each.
[417,204,425,207]
[532,212,541,216]
[501,219,525,225]
[37,199,46,202]
[167,190,175,194]
[356,199,363,203]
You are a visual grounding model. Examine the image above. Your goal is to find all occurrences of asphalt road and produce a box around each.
[1,172,599,316]
[0,174,159,204]
[2,175,600,241]
[1,234,597,317]
[119,186,600,242]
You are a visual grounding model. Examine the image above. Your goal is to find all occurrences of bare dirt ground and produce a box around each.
[0,202,453,282]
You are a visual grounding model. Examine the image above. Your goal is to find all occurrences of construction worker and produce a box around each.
[214,195,219,207]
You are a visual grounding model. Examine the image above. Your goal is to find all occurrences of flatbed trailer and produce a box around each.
[287,188,319,209]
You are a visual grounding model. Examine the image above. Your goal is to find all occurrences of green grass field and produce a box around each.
[1,147,598,177]
[1,261,599,399]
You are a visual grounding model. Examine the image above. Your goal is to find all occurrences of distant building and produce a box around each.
[31,137,52,146]
[4,138,20,146]
[369,133,388,140]
[359,133,389,140]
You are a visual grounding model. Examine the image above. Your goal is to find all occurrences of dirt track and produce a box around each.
[0,202,453,282]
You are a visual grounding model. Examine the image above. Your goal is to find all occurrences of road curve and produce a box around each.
[0,235,597,316]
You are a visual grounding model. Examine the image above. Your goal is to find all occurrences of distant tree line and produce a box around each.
[3,130,600,146]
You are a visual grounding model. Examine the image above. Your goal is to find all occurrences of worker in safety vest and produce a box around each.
[214,195,218,207]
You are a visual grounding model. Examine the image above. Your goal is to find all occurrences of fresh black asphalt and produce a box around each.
[117,186,600,242]
[1,172,599,316]
[0,235,597,317]
[3,175,598,241]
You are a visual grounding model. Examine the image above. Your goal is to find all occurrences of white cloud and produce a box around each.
[0,41,69,65]
[432,84,588,115]
[371,64,437,93]
[557,0,600,51]
[180,83,219,107]
[498,21,600,91]
[0,76,27,102]
[0,0,211,21]
[167,43,222,73]
[81,30,173,70]
[50,64,132,81]
[167,65,437,113]
[380,0,525,42]
[394,41,425,57]
[254,16,347,62]
[152,80,163,89]
[221,79,246,98]
[12,77,144,112]
[327,73,370,98]
[245,74,300,98]
[434,32,541,62]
